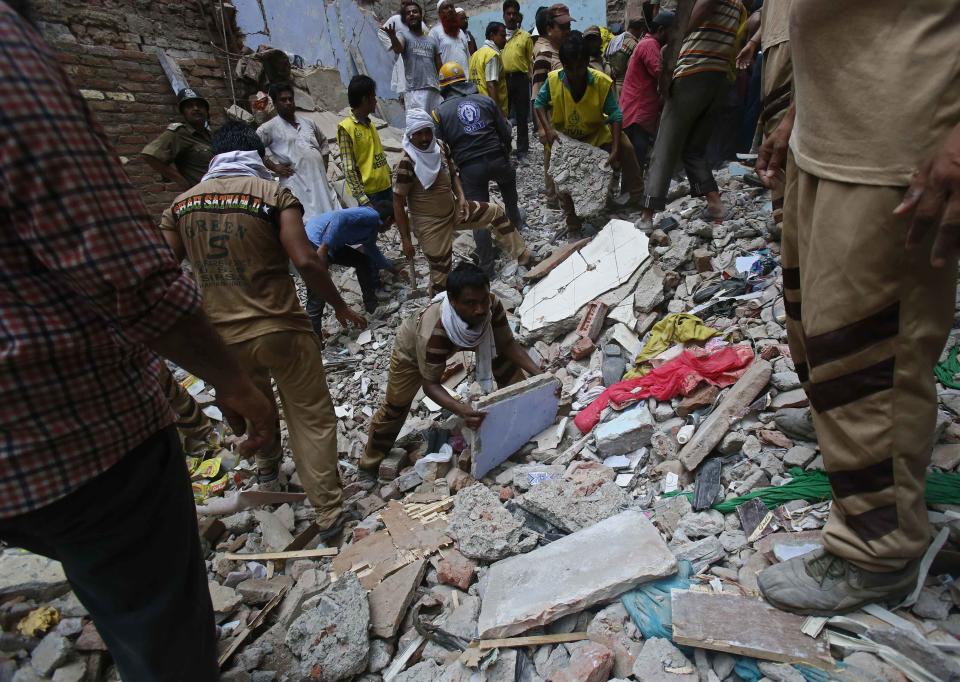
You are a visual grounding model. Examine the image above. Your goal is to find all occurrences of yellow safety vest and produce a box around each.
[469,46,509,115]
[337,115,392,195]
[547,68,614,147]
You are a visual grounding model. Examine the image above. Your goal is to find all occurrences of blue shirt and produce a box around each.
[304,207,391,272]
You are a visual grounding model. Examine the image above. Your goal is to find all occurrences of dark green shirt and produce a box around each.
[141,122,213,186]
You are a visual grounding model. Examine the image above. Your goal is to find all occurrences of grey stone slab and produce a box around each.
[595,404,655,457]
[467,374,561,480]
[0,550,69,601]
[477,510,676,638]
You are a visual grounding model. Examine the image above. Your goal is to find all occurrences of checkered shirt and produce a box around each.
[0,5,201,517]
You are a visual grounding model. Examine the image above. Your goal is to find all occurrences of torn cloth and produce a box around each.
[624,313,721,379]
[575,344,755,433]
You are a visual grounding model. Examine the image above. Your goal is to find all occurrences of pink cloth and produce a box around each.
[574,345,755,433]
[619,34,662,133]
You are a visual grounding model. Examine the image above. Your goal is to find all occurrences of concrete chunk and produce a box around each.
[679,359,772,471]
[467,374,560,480]
[0,551,69,601]
[477,510,676,638]
[595,405,655,456]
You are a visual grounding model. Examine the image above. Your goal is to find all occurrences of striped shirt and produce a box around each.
[673,0,747,79]
[392,140,459,198]
[530,37,562,101]
[393,295,514,381]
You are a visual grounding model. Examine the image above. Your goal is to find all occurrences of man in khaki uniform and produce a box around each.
[361,263,545,475]
[755,0,960,615]
[161,122,367,538]
[393,109,531,294]
[141,88,213,190]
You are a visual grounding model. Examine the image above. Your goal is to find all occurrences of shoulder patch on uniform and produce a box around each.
[167,122,185,131]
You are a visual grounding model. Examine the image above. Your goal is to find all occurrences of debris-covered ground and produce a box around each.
[4,127,960,682]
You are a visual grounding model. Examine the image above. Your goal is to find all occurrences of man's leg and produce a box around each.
[678,73,730,216]
[157,362,216,453]
[412,216,455,293]
[508,73,530,153]
[330,246,379,313]
[760,41,793,227]
[759,153,957,614]
[641,73,722,214]
[360,352,424,473]
[255,331,344,529]
[0,428,218,681]
[459,159,499,277]
[488,154,523,227]
[624,124,653,174]
[457,200,530,263]
[228,337,284,484]
[615,132,644,202]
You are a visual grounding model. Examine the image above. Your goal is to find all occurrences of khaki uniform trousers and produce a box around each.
[229,330,343,527]
[158,362,216,453]
[414,200,529,294]
[781,152,957,572]
[760,41,793,225]
[360,350,524,472]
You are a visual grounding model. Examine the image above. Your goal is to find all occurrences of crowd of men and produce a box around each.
[2,0,960,678]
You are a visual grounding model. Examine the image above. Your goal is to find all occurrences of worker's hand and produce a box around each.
[756,105,794,190]
[216,375,276,457]
[273,162,295,178]
[607,149,621,171]
[898,123,960,268]
[538,128,560,146]
[401,239,415,260]
[383,22,397,39]
[335,304,368,329]
[457,196,470,221]
[736,41,758,70]
[459,407,487,430]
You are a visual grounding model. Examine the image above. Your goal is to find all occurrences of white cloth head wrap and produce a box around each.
[201,150,273,182]
[402,108,443,190]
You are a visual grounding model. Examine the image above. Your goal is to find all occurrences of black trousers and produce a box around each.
[505,72,531,153]
[0,427,218,682]
[459,152,522,276]
[305,245,379,336]
[624,123,655,171]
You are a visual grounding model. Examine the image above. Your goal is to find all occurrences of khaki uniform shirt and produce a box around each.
[789,0,960,186]
[159,176,313,345]
[394,294,514,381]
[760,0,791,50]
[141,122,213,186]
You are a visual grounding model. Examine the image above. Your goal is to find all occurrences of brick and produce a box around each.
[436,549,476,590]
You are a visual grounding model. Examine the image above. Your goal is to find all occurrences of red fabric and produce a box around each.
[619,34,662,133]
[575,345,755,433]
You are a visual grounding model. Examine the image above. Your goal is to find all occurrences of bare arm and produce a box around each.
[422,378,486,428]
[278,208,367,328]
[141,154,191,190]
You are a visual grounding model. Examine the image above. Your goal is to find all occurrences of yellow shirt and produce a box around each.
[469,44,508,115]
[502,28,533,74]
[337,114,392,199]
[546,68,615,147]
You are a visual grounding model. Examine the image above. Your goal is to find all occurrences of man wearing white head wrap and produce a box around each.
[393,109,533,293]
[359,262,547,478]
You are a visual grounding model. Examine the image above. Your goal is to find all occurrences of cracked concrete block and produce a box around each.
[518,220,650,334]
[549,134,613,217]
[595,404,655,456]
[477,510,676,638]
[466,374,561,480]
[0,551,69,601]
[447,484,537,561]
[516,469,628,533]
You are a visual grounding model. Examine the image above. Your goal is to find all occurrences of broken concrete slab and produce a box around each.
[671,590,833,668]
[0,551,69,601]
[477,510,676,638]
[466,374,561,480]
[285,572,370,681]
[586,603,643,678]
[369,558,427,638]
[549,133,614,217]
[524,238,592,281]
[447,484,537,562]
[254,509,295,552]
[633,264,666,314]
[771,388,809,409]
[679,358,772,471]
[632,638,697,682]
[594,404,655,456]
[518,219,650,334]
[516,470,628,533]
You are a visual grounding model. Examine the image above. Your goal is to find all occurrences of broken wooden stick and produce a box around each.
[224,547,337,562]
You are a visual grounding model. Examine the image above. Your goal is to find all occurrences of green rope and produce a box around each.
[935,345,960,389]
[665,468,960,514]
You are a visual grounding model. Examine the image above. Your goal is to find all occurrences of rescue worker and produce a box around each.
[468,21,508,115]
[360,262,545,477]
[337,75,394,206]
[501,0,533,156]
[141,87,213,190]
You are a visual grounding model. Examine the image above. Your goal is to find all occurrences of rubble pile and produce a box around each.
[4,136,960,682]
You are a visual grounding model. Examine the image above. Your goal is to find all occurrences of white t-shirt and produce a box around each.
[429,24,471,69]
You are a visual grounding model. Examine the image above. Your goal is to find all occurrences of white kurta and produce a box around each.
[257,113,340,220]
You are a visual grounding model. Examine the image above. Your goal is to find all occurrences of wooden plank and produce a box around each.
[218,585,287,668]
[477,632,591,650]
[224,547,337,562]
[331,529,411,590]
[522,238,591,281]
[679,359,772,471]
[369,559,428,638]
[382,635,424,682]
[671,590,834,668]
[380,500,451,554]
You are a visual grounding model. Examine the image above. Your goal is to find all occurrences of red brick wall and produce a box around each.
[32,0,241,219]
